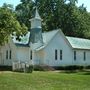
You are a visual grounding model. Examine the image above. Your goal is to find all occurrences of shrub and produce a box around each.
[24,65,33,73]
[85,66,90,69]
[0,66,12,71]
[34,65,55,71]
[53,65,84,72]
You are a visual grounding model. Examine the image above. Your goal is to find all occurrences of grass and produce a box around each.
[0,71,90,90]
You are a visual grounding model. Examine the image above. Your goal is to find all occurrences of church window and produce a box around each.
[84,52,86,61]
[30,50,32,60]
[74,51,76,60]
[60,50,62,60]
[9,50,12,59]
[55,49,57,60]
[6,50,8,59]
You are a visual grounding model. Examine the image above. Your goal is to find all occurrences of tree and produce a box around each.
[68,0,78,5]
[0,5,27,45]
[77,6,90,38]
[15,0,34,29]
[16,0,66,31]
[15,0,90,39]
[60,2,90,38]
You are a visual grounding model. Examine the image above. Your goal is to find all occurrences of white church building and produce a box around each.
[0,8,90,70]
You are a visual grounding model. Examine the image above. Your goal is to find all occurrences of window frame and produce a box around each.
[84,52,86,61]
[74,51,76,61]
[9,50,12,59]
[30,50,32,60]
[60,50,62,60]
[55,49,58,60]
[6,50,8,59]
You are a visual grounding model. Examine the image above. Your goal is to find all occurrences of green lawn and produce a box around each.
[0,71,90,90]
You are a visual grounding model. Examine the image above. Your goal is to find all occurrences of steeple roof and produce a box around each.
[30,7,42,21]
[35,7,41,20]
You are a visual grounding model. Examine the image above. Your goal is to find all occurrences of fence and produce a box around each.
[12,61,33,73]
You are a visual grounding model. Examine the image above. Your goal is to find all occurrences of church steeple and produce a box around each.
[30,7,43,45]
[35,7,41,20]
[30,7,42,29]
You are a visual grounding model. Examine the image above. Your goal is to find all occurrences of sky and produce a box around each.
[0,0,90,12]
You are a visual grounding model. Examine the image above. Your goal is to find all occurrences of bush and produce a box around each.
[53,66,65,70]
[53,65,84,72]
[0,66,12,71]
[78,66,84,70]
[34,65,43,71]
[34,65,55,71]
[54,65,83,73]
[65,65,84,70]
[34,65,85,71]
[85,66,90,69]
[24,65,33,73]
